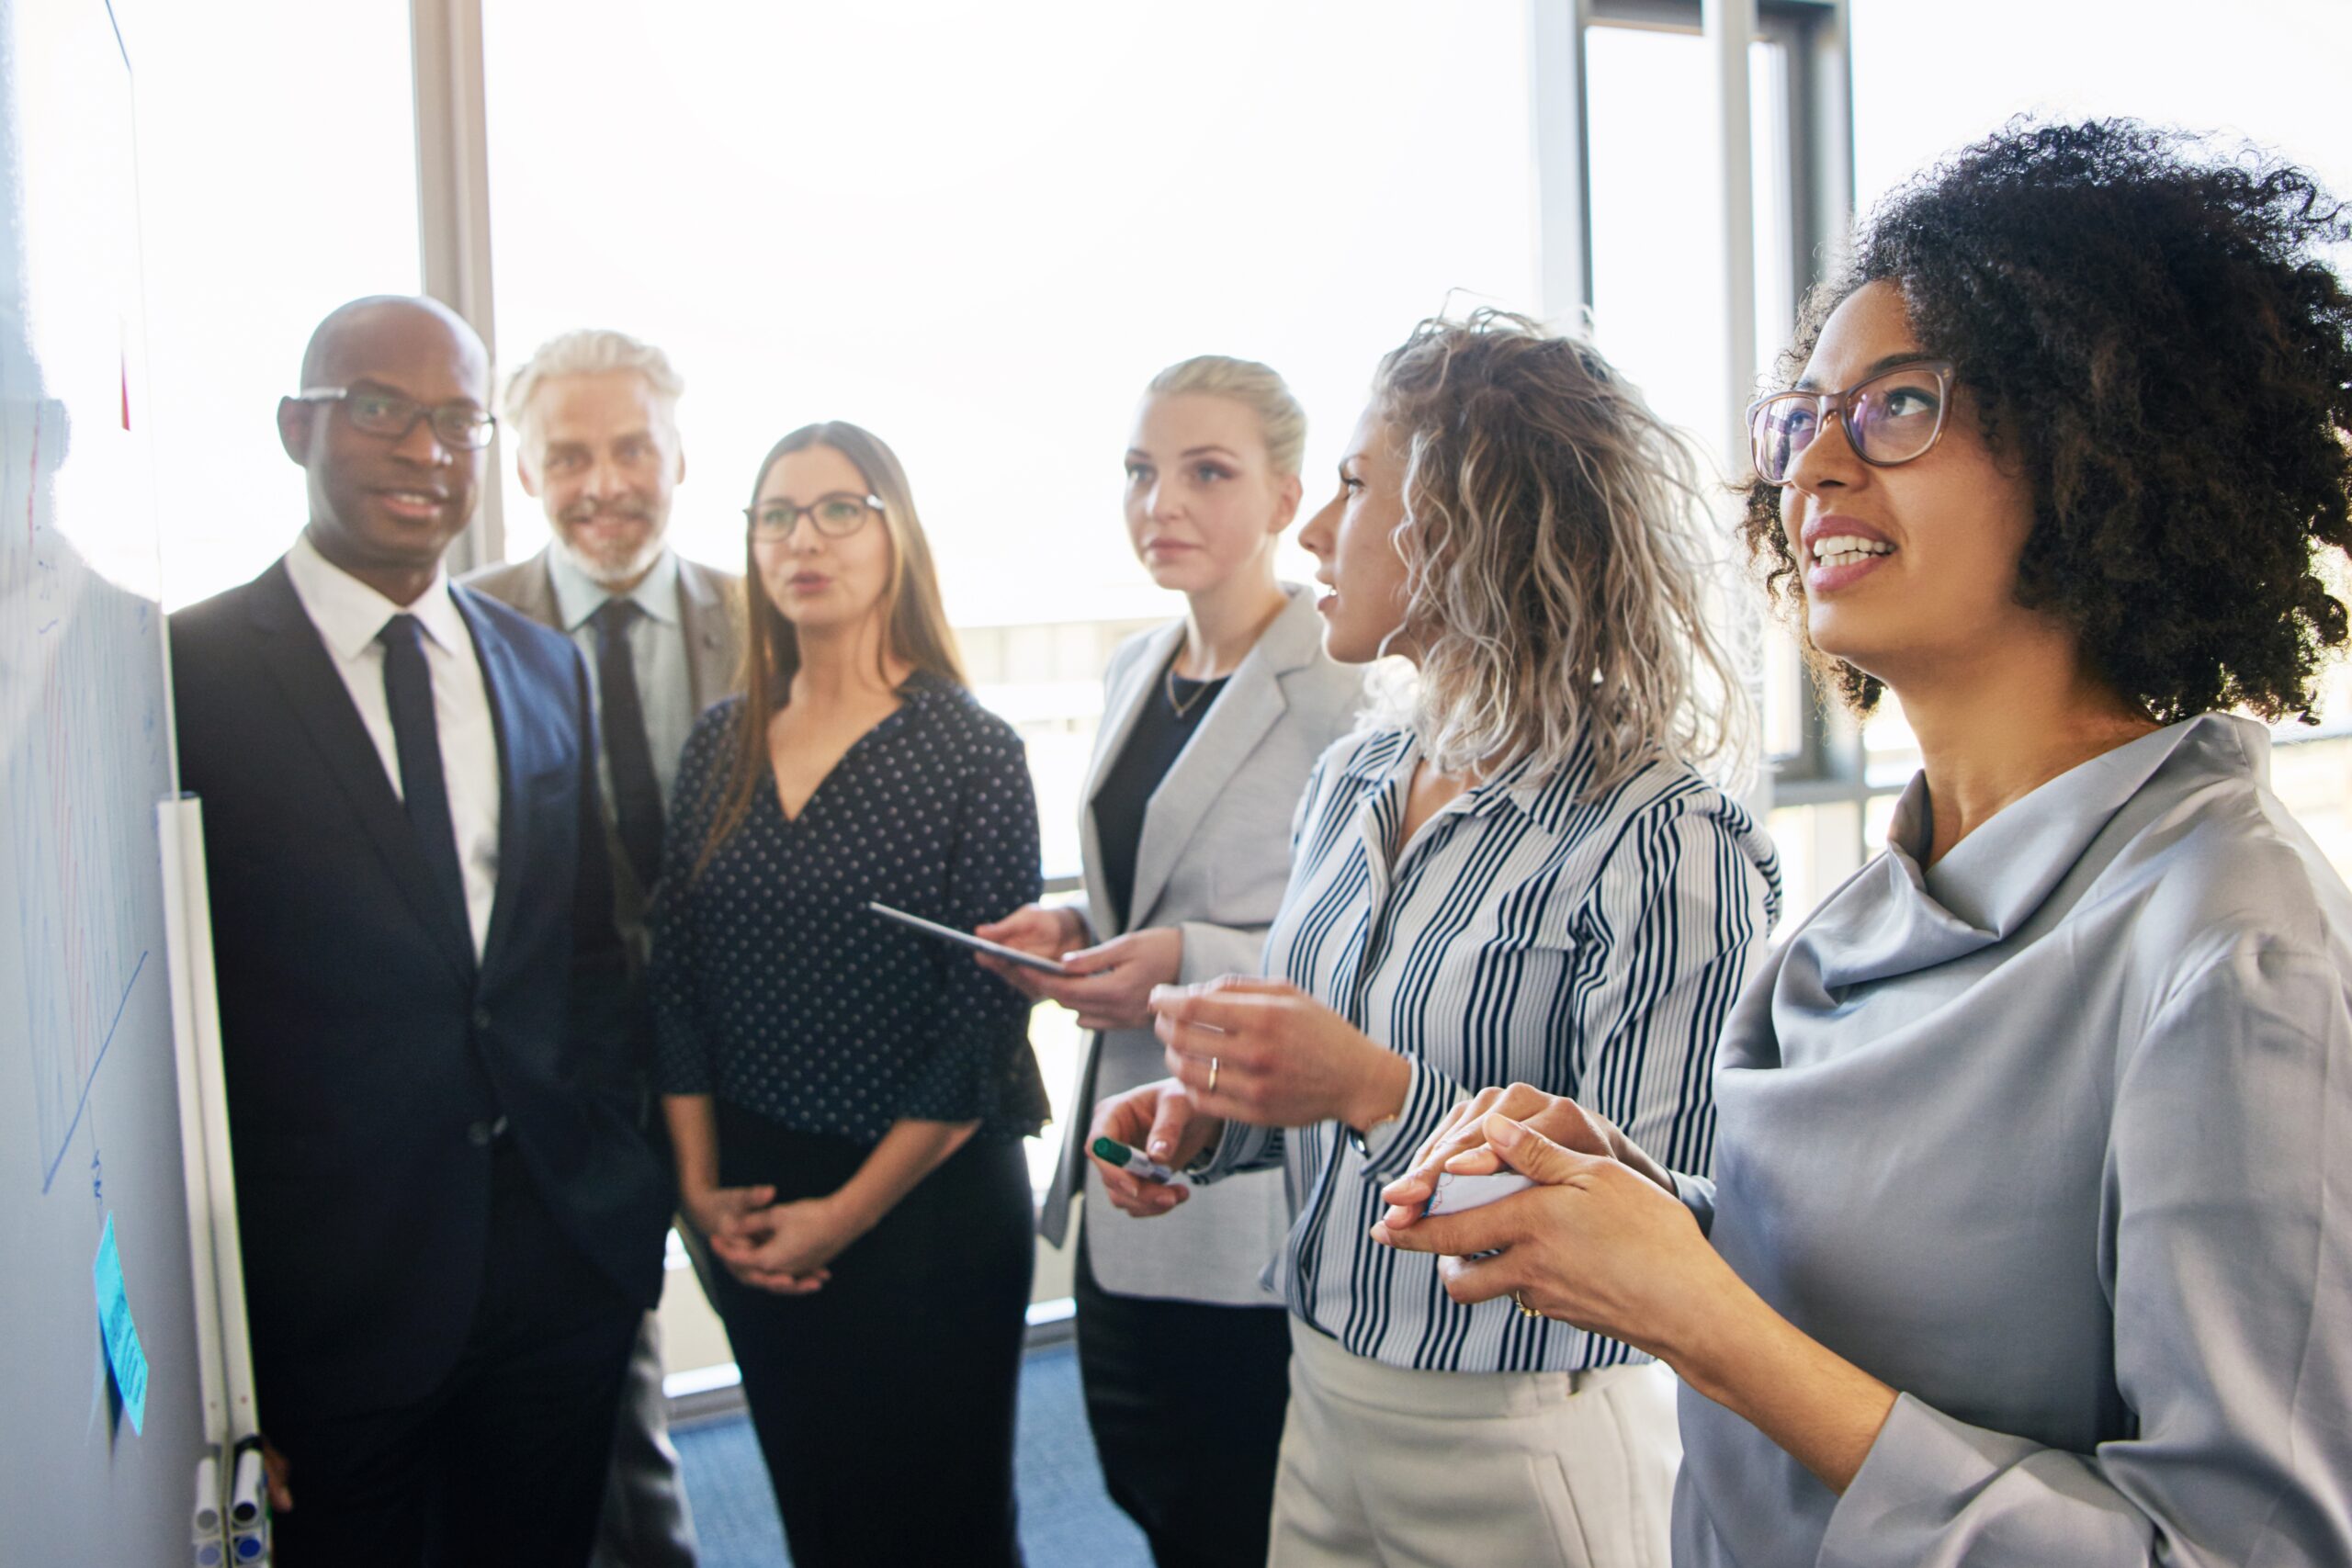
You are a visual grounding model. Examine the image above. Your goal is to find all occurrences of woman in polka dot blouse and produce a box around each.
[650,421,1047,1568]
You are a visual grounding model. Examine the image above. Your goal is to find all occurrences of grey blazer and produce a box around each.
[1042,583,1364,1305]
[462,545,741,957]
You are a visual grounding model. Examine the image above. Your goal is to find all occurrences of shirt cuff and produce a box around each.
[1671,1169,1716,1238]
[652,1020,712,1096]
[1193,1118,1281,1184]
[1818,1393,2048,1568]
[1347,1057,1467,1182]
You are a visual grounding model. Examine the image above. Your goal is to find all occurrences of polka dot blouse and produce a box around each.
[650,671,1049,1143]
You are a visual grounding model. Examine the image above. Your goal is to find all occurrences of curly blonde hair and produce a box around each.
[1374,310,1750,793]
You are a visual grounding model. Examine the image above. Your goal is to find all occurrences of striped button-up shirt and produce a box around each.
[1200,725,1781,1373]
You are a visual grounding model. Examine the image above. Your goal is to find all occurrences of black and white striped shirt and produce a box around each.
[1201,725,1780,1373]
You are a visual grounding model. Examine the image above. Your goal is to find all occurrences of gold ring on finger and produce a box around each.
[1513,1290,1542,1319]
[1207,1056,1220,1094]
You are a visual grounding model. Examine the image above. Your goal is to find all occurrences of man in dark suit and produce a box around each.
[171,296,671,1567]
[466,329,740,1568]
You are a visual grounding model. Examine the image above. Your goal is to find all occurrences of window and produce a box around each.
[1579,2,1851,897]
[477,0,1545,1197]
[111,0,422,612]
[1761,0,2352,881]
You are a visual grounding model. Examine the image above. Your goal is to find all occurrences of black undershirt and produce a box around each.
[1092,659,1229,933]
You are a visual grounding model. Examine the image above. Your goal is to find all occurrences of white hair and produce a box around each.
[501,328,684,443]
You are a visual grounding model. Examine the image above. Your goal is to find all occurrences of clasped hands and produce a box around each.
[682,1181,856,1296]
[1368,1083,1734,1361]
[1094,1049,1738,1365]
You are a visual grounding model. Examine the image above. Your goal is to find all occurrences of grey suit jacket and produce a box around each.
[1042,584,1365,1305]
[462,545,741,957]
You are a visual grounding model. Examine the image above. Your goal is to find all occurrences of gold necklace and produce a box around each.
[1164,661,1217,720]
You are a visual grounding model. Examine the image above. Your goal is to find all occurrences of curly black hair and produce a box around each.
[1743,118,2352,719]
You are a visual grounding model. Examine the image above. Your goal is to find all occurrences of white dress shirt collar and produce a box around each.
[547,543,682,633]
[281,528,503,959]
[284,529,470,659]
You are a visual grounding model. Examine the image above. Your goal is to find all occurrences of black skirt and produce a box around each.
[710,1100,1036,1568]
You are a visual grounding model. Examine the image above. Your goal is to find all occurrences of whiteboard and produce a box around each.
[0,2,209,1562]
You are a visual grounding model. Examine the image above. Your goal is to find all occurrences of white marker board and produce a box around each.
[0,3,212,1561]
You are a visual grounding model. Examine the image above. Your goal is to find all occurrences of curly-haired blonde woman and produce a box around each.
[1088,311,1781,1567]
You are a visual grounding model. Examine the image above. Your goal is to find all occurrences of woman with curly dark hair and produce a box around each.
[1374,118,2352,1565]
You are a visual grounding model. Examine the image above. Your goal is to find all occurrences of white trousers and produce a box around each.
[1267,1318,1681,1568]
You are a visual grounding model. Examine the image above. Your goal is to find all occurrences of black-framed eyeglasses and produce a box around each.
[744,491,882,540]
[1746,358,1955,485]
[297,385,498,451]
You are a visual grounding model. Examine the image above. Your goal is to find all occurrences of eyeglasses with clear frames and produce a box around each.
[745,492,883,540]
[1746,358,1955,485]
[296,385,498,451]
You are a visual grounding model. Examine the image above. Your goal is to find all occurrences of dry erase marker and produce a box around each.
[229,1444,265,1529]
[1092,1136,1183,1185]
[1422,1170,1535,1216]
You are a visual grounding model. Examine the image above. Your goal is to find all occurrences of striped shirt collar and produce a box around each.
[1349,726,1603,834]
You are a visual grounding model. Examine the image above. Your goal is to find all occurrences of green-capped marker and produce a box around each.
[1092,1135,1181,1184]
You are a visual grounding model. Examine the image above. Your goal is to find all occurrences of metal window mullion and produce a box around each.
[1531,0,1595,324]
[410,0,503,571]
[1706,0,1759,468]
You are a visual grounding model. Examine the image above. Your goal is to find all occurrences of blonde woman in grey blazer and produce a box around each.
[978,357,1362,1568]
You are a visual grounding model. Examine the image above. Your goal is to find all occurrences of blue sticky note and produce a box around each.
[93,1213,150,1433]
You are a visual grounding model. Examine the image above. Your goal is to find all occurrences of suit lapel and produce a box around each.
[1125,591,1322,929]
[456,588,526,985]
[515,548,563,627]
[1125,660,1284,930]
[677,558,738,713]
[1080,620,1183,936]
[246,560,478,985]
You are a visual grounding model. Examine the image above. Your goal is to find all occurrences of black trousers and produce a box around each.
[269,1142,641,1568]
[1072,1226,1293,1568]
[712,1101,1035,1568]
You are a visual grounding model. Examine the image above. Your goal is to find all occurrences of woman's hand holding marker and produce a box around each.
[1085,1079,1222,1218]
[1093,1135,1183,1185]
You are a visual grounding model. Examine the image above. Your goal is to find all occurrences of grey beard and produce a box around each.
[554,518,669,590]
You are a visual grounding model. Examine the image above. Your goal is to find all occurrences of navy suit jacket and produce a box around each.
[170,556,671,1425]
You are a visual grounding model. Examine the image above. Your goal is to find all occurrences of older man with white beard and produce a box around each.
[466,329,740,1568]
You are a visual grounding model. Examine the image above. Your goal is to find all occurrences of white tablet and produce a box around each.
[865,900,1071,976]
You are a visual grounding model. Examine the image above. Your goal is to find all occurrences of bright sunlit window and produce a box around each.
[478,0,1544,1192]
[1759,0,2352,900]
[117,0,420,613]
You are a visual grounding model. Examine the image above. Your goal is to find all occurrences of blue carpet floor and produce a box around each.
[673,1342,1152,1567]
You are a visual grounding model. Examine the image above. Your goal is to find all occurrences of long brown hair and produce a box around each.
[695,421,967,873]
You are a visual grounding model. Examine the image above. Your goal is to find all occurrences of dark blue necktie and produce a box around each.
[378,613,472,951]
[592,597,664,891]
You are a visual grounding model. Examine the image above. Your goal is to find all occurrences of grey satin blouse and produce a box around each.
[1675,715,2352,1567]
